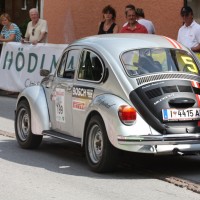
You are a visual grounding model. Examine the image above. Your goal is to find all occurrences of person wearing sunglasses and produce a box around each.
[22,8,48,45]
[0,13,21,42]
[177,6,200,53]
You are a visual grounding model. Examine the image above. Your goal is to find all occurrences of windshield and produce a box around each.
[121,48,199,76]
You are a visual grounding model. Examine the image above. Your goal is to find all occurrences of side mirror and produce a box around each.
[63,70,75,79]
[40,69,50,77]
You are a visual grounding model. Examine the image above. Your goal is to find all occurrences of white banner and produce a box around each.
[0,42,67,92]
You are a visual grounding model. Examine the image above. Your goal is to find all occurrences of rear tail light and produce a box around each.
[118,105,136,125]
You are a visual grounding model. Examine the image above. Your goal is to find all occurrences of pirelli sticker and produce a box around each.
[72,100,86,111]
[72,86,94,99]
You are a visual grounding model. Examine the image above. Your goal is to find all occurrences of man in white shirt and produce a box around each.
[135,8,155,34]
[23,8,48,45]
[177,6,200,52]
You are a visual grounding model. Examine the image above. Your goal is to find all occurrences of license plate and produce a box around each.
[162,108,200,121]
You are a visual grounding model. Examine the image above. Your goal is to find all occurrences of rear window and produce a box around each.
[121,48,199,76]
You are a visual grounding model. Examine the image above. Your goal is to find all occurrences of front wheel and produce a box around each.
[15,99,43,149]
[85,115,119,173]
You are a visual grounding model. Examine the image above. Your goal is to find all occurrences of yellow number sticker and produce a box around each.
[181,56,198,74]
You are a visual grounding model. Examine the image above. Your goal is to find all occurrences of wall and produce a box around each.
[44,0,184,44]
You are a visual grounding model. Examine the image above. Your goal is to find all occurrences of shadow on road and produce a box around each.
[1,135,200,194]
[0,136,150,180]
[0,94,17,121]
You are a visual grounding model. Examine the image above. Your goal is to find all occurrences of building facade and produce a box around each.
[0,0,199,44]
[0,0,40,36]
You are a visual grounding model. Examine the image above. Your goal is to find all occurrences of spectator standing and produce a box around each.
[98,5,118,34]
[177,6,200,52]
[0,13,21,42]
[122,4,135,27]
[136,8,156,34]
[23,8,48,44]
[120,8,148,34]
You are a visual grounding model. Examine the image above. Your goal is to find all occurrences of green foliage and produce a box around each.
[19,18,30,37]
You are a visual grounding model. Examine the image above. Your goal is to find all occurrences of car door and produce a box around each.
[72,49,104,138]
[50,48,80,135]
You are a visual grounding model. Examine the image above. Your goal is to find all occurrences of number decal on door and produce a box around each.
[55,88,65,122]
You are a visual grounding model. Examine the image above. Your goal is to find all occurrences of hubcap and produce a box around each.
[17,108,30,141]
[88,124,103,164]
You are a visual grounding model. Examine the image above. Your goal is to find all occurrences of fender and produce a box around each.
[17,85,50,135]
[90,94,151,149]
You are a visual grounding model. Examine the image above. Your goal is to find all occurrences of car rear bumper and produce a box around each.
[117,134,200,154]
[118,133,200,145]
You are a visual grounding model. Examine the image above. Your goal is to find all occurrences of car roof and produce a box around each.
[70,34,187,55]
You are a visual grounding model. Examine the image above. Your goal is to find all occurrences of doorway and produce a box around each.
[185,0,200,23]
[0,0,41,37]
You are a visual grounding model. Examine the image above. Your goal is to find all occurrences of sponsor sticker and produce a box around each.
[72,100,86,111]
[55,88,65,123]
[72,86,94,99]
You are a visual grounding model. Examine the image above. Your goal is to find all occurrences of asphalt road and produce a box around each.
[0,95,16,135]
[1,135,200,200]
[0,95,200,198]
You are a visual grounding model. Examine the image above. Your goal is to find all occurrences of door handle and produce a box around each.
[66,86,73,91]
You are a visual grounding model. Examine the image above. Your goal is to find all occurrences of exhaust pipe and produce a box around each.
[173,148,184,155]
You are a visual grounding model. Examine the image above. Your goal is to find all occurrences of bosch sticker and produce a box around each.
[72,86,94,99]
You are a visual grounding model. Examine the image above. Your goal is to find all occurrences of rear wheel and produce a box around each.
[15,100,43,149]
[85,115,119,173]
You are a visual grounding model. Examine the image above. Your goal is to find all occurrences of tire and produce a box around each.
[15,99,43,149]
[85,115,120,173]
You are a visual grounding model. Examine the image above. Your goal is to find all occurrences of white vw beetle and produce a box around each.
[15,34,200,172]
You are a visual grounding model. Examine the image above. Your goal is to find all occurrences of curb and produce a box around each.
[0,130,15,138]
[165,176,200,194]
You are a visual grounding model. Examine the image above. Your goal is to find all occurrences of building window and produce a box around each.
[0,0,5,13]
